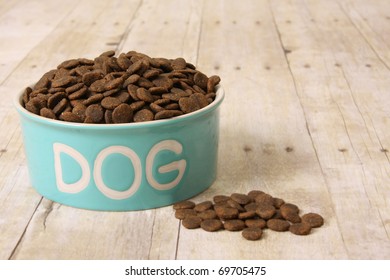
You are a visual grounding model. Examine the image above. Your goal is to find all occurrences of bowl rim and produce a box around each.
[15,84,224,130]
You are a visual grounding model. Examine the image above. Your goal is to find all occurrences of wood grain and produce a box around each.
[0,0,389,259]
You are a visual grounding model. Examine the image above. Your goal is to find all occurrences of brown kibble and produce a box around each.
[194,201,213,212]
[52,98,68,116]
[281,203,299,213]
[152,75,173,89]
[26,97,46,115]
[171,57,187,70]
[200,219,223,232]
[170,189,323,241]
[133,109,154,122]
[101,96,122,109]
[191,92,209,108]
[213,195,230,204]
[112,103,133,123]
[254,193,274,206]
[207,75,221,93]
[193,72,208,90]
[105,77,123,91]
[280,203,301,223]
[178,96,200,113]
[173,200,195,210]
[89,79,106,92]
[245,219,267,229]
[273,197,285,209]
[68,86,88,100]
[51,76,77,88]
[24,51,219,123]
[230,193,251,205]
[182,216,202,229]
[40,108,56,119]
[47,92,67,109]
[175,209,197,220]
[104,110,113,124]
[197,210,217,220]
[223,219,245,231]
[82,70,104,86]
[85,104,104,123]
[256,204,276,220]
[242,227,263,241]
[72,104,86,120]
[136,88,154,103]
[247,190,264,200]
[154,110,183,120]
[215,206,239,220]
[65,82,84,94]
[227,199,246,212]
[83,93,104,106]
[60,111,83,123]
[244,202,260,212]
[301,213,324,228]
[238,211,257,220]
[267,219,290,232]
[289,223,312,235]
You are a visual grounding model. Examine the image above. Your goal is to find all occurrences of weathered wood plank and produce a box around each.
[0,0,389,260]
[269,0,390,258]
[176,0,346,259]
[0,0,79,84]
[1,0,151,260]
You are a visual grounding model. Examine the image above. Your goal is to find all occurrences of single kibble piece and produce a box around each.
[200,219,223,232]
[175,209,197,220]
[182,216,202,229]
[242,227,263,241]
[230,193,251,205]
[301,213,324,228]
[197,209,217,220]
[289,223,312,235]
[244,219,267,229]
[194,201,213,212]
[226,199,246,212]
[280,203,301,223]
[267,219,290,232]
[238,210,257,220]
[254,193,274,206]
[213,195,230,203]
[223,219,246,231]
[173,200,195,210]
[133,109,154,122]
[244,202,260,212]
[215,206,239,220]
[247,190,265,200]
[273,197,285,209]
[256,204,276,220]
[112,103,133,123]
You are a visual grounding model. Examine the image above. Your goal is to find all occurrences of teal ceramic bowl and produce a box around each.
[15,86,224,211]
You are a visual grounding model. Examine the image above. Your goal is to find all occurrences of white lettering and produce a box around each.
[146,140,187,191]
[53,143,90,194]
[94,146,142,200]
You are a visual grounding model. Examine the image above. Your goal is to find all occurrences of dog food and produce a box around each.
[22,50,221,123]
[241,227,263,241]
[200,219,224,232]
[173,189,324,241]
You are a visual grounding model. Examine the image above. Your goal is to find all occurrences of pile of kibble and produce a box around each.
[22,50,221,123]
[173,190,324,241]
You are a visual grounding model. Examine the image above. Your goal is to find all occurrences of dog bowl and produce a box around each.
[15,86,224,211]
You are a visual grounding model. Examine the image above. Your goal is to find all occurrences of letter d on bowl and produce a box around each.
[53,143,91,193]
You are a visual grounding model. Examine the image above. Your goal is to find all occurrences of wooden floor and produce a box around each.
[0,0,389,260]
